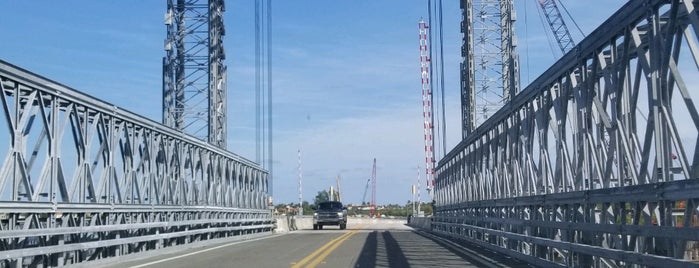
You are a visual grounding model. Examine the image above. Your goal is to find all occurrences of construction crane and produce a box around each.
[418,18,435,197]
[538,0,576,54]
[361,178,370,205]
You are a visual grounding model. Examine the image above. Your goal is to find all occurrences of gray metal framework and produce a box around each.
[460,0,520,138]
[437,0,699,266]
[0,60,271,267]
[163,0,227,148]
[538,0,576,54]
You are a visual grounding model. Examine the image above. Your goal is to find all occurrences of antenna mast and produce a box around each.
[370,158,377,217]
[163,0,227,148]
[418,18,435,196]
[298,149,303,215]
[417,165,421,213]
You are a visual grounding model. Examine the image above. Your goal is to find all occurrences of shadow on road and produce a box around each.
[353,229,532,268]
[354,230,443,267]
[354,231,377,267]
[381,231,410,267]
[410,230,533,268]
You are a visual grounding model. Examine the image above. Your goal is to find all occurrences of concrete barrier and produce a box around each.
[274,215,300,233]
[407,216,432,230]
[290,216,311,230]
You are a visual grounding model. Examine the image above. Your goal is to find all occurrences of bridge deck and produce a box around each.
[98,220,529,268]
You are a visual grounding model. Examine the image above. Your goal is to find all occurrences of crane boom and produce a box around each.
[361,178,370,205]
[538,0,575,54]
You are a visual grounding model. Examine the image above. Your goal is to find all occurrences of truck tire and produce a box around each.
[318,225,323,230]
[313,224,318,230]
[340,224,346,230]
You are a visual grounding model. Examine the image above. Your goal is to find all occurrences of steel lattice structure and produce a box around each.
[163,0,227,148]
[538,0,576,54]
[0,61,271,267]
[460,0,520,138]
[419,18,436,194]
[435,0,699,266]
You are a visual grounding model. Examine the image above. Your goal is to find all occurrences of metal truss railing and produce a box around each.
[435,0,699,266]
[0,60,272,267]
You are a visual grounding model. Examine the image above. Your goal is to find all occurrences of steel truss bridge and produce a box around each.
[434,0,699,267]
[0,61,272,267]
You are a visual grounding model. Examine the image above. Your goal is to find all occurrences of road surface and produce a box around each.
[102,221,529,268]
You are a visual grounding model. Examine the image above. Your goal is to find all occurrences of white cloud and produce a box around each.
[271,102,431,205]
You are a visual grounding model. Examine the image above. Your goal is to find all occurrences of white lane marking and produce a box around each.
[129,234,282,268]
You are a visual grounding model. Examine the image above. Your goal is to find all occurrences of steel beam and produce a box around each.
[0,60,271,267]
[436,0,699,266]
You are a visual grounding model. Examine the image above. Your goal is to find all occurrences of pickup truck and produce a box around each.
[313,201,347,230]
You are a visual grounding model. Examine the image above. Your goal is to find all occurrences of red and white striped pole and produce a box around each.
[417,165,421,214]
[298,149,303,216]
[419,18,435,197]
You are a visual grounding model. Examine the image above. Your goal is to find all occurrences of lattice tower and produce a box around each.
[163,0,227,148]
[418,18,436,193]
[460,0,520,138]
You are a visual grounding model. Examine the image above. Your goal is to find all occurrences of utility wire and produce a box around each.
[438,0,447,157]
[261,0,266,167]
[524,0,530,85]
[428,0,444,159]
[558,0,586,38]
[266,0,273,197]
[427,0,439,158]
[255,0,261,164]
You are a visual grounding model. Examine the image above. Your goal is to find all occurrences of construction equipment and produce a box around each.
[537,0,576,54]
[361,178,370,205]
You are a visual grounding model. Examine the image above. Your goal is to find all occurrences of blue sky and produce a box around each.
[0,1,626,205]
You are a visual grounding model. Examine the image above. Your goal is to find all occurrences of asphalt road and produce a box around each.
[102,223,530,268]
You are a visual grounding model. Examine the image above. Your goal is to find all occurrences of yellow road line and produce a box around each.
[291,225,364,268]
[305,229,359,268]
[290,231,354,268]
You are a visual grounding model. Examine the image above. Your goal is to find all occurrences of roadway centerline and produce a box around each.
[290,225,365,268]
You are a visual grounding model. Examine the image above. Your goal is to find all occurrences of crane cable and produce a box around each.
[255,0,261,164]
[524,0,530,85]
[535,1,560,60]
[557,0,586,38]
[427,0,439,159]
[427,0,447,159]
[266,0,273,198]
[255,0,273,196]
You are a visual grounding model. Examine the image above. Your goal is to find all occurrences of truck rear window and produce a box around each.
[318,202,343,210]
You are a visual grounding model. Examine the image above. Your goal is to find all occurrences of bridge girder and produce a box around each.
[438,0,699,266]
[0,60,270,266]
